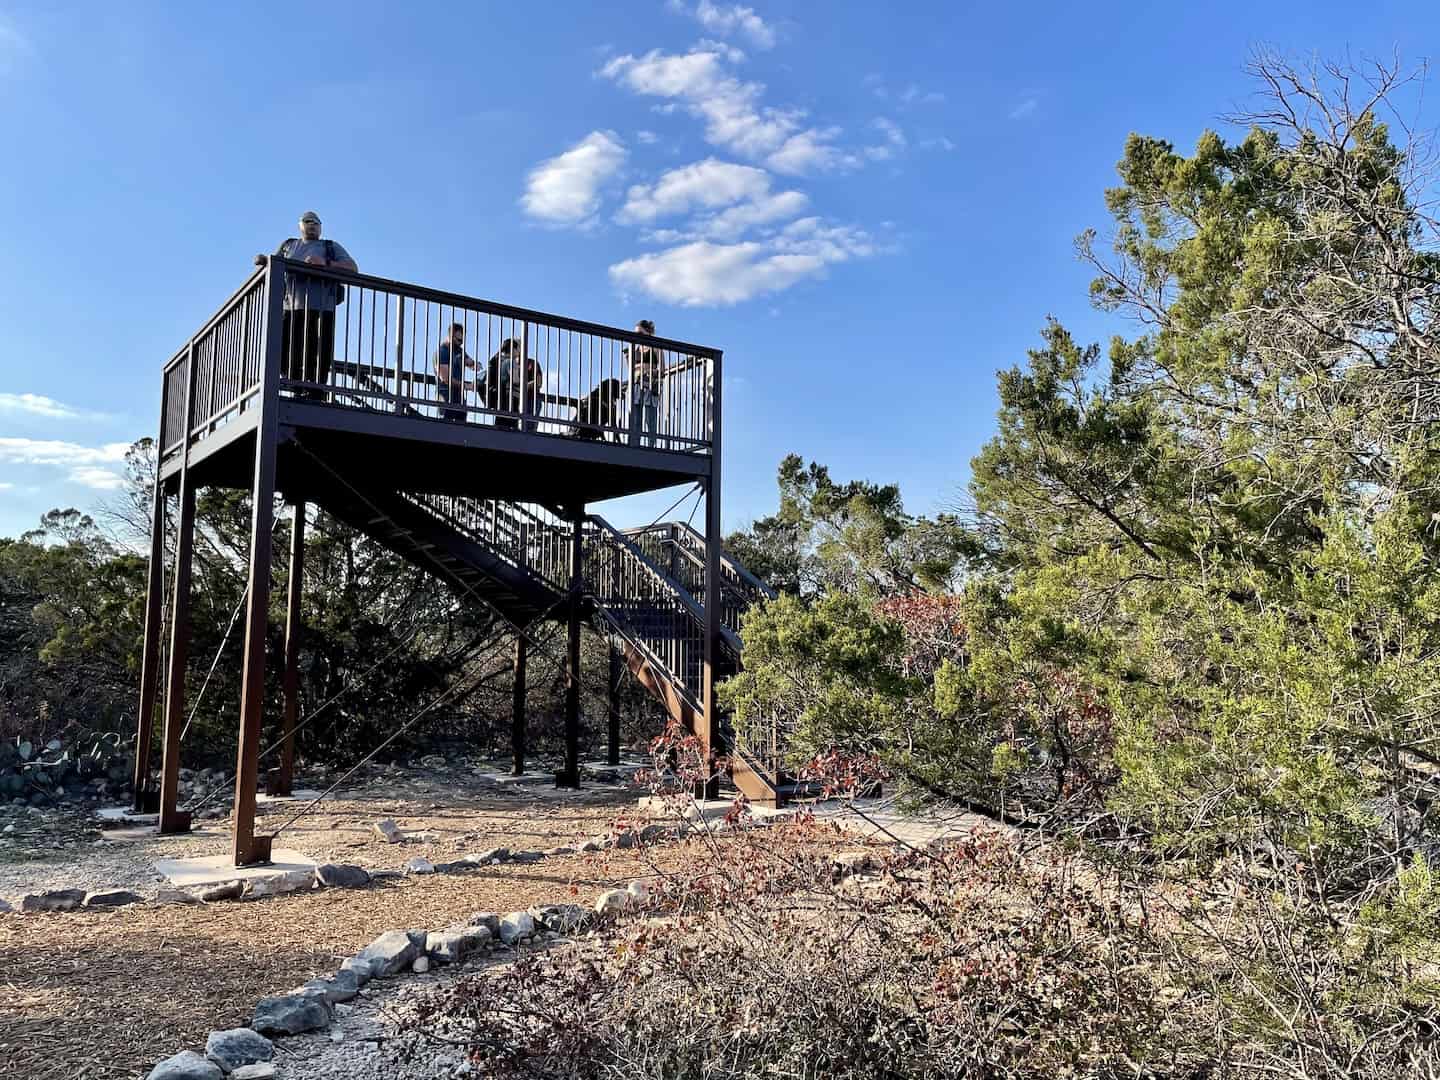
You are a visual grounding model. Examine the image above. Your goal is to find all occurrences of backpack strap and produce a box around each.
[325,239,337,263]
[275,238,295,257]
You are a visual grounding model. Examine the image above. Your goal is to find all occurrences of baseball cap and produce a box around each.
[299,210,322,224]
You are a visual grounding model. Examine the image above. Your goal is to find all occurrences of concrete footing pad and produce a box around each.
[256,788,324,804]
[153,848,317,889]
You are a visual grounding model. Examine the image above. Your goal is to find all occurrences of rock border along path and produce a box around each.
[139,812,774,1079]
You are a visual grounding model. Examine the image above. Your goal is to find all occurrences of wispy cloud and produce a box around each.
[0,392,102,421]
[670,0,777,50]
[865,75,945,106]
[635,129,660,145]
[600,45,856,175]
[520,131,628,227]
[920,136,956,152]
[610,217,879,306]
[0,437,130,490]
[0,15,34,76]
[1009,97,1039,120]
[863,117,907,161]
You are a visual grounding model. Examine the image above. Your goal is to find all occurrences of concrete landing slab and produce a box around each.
[97,806,158,826]
[257,788,323,804]
[103,825,218,843]
[153,848,318,889]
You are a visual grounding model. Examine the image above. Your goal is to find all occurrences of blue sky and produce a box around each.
[0,1,1433,540]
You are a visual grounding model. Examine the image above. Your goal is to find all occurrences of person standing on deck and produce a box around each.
[480,338,545,432]
[435,322,475,422]
[275,210,358,401]
[625,319,663,447]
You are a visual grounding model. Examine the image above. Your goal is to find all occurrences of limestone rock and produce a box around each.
[830,851,880,879]
[357,929,421,976]
[338,956,373,985]
[530,903,586,933]
[373,818,403,843]
[147,1050,223,1080]
[578,839,602,853]
[467,911,501,935]
[509,850,543,864]
[404,857,435,875]
[315,863,370,888]
[499,911,535,944]
[205,1027,273,1072]
[0,899,14,913]
[544,845,576,856]
[83,888,144,909]
[199,881,243,903]
[303,969,359,1004]
[626,880,651,905]
[594,889,627,915]
[19,888,86,912]
[230,1066,277,1080]
[153,888,199,905]
[242,869,312,899]
[252,992,332,1036]
[411,955,431,973]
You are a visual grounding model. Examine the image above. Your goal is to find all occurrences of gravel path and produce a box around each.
[0,762,688,1080]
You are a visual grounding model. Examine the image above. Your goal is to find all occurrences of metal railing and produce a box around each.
[159,268,269,457]
[362,488,786,788]
[158,258,720,467]
[622,522,776,637]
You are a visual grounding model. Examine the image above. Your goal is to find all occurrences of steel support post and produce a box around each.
[511,632,527,776]
[558,505,583,788]
[698,351,723,801]
[232,259,284,867]
[131,479,168,812]
[607,643,622,767]
[157,474,197,833]
[271,500,306,796]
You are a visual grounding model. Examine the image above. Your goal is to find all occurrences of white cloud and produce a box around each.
[920,136,956,152]
[635,129,660,144]
[901,83,945,105]
[0,437,129,490]
[601,46,851,176]
[766,128,856,175]
[671,0,777,49]
[702,189,809,239]
[611,242,823,306]
[618,158,772,223]
[68,467,127,491]
[610,218,876,306]
[1009,97,1038,120]
[0,393,92,420]
[695,37,746,64]
[0,482,12,492]
[520,131,628,226]
[863,117,907,161]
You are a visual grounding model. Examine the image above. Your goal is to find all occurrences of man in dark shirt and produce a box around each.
[275,210,358,401]
[435,323,474,422]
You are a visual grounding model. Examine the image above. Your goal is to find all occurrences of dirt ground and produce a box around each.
[0,760,697,1080]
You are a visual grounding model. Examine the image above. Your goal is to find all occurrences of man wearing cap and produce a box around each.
[275,211,358,401]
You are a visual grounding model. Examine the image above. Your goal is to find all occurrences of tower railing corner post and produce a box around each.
[231,253,286,867]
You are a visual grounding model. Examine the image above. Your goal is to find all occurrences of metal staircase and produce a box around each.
[294,448,791,804]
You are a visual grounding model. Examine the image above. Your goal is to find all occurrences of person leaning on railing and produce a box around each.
[274,210,358,401]
[624,319,663,448]
[434,322,475,422]
[479,338,544,432]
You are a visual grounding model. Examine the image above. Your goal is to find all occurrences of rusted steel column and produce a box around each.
[511,632,527,776]
[698,352,723,802]
[607,643,622,767]
[232,258,284,867]
[272,500,306,796]
[557,506,583,788]
[131,479,168,811]
[157,474,197,833]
